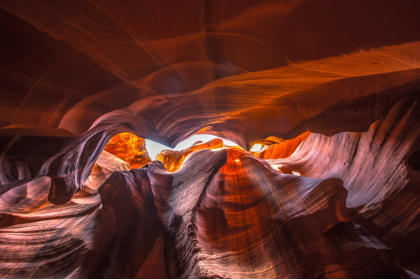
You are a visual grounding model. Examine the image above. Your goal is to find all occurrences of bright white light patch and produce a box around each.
[292,171,301,176]
[270,163,283,171]
[174,134,238,150]
[145,134,240,161]
[249,143,268,153]
[250,144,262,152]
[145,140,171,162]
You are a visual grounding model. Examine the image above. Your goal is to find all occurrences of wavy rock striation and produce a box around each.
[0,0,419,278]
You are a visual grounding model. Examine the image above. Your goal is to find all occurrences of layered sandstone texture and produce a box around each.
[0,0,419,278]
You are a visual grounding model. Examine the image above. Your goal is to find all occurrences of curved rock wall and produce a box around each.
[0,0,419,278]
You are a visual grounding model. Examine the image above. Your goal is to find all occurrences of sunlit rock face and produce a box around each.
[156,138,226,172]
[0,0,420,278]
[103,132,151,169]
[250,132,311,160]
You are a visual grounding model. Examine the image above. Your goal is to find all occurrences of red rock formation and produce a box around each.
[156,138,226,172]
[103,132,151,169]
[250,131,311,159]
[0,0,419,278]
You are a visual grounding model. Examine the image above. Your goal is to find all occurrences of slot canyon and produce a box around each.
[0,0,420,278]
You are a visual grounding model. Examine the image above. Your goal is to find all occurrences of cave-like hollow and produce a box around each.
[0,1,420,278]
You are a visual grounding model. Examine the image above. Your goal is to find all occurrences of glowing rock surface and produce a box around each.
[0,0,419,278]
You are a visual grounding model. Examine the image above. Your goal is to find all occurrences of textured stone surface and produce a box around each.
[0,0,419,278]
[103,132,151,169]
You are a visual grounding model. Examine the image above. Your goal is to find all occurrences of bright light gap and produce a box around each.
[145,134,239,161]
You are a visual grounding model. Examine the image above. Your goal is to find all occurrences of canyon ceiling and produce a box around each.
[0,0,419,278]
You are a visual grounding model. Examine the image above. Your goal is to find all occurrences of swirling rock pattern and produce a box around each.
[0,0,419,278]
[265,99,420,273]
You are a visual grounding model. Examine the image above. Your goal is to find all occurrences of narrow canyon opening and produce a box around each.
[0,1,419,278]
